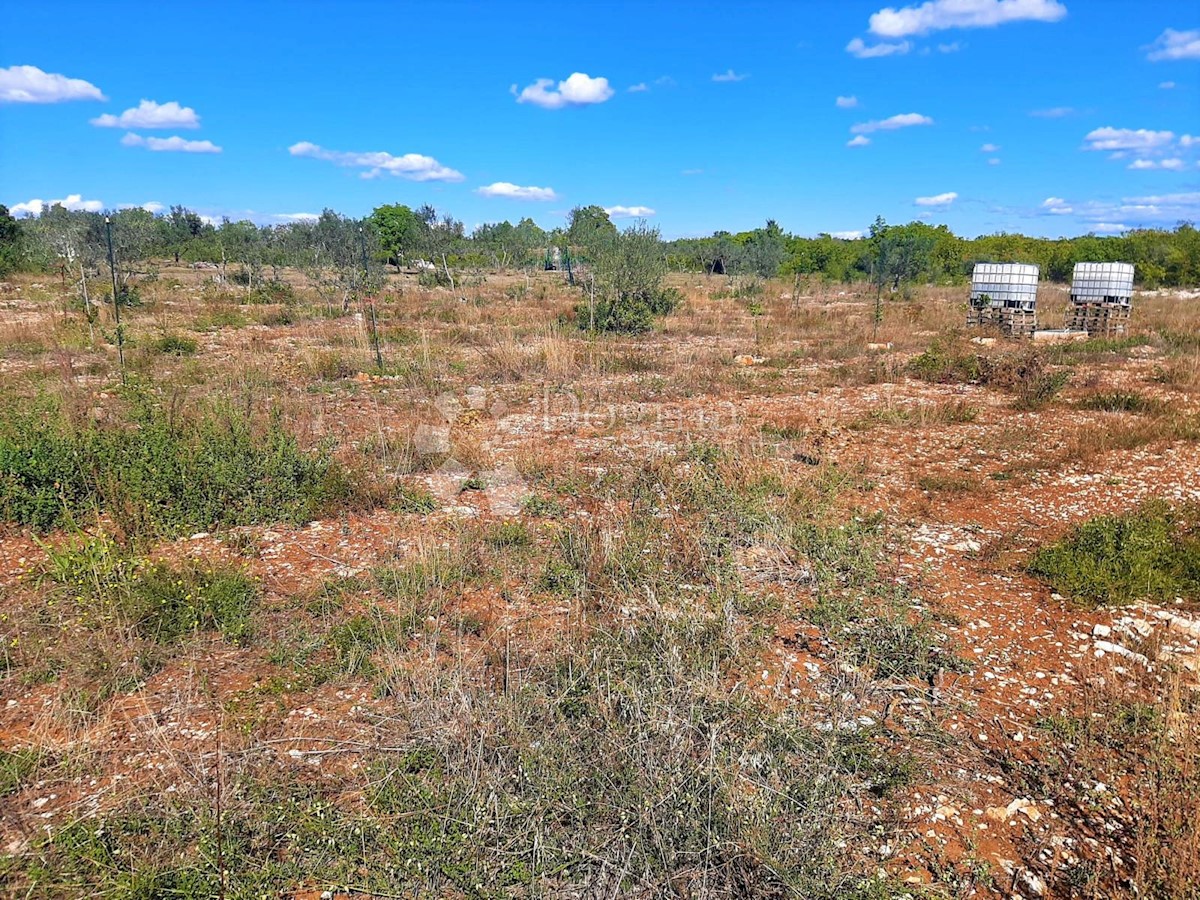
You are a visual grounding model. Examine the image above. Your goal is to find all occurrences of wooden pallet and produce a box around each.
[1066,302,1130,337]
[968,306,1037,337]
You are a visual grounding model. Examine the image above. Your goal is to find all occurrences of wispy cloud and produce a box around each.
[1128,158,1186,171]
[981,143,1000,152]
[511,73,614,109]
[712,69,749,82]
[121,133,221,153]
[271,212,319,222]
[476,182,558,201]
[836,95,859,108]
[1040,191,1200,228]
[1030,106,1076,118]
[1082,126,1176,154]
[847,135,871,147]
[605,205,655,218]
[92,99,199,129]
[628,82,648,93]
[846,37,912,57]
[1145,28,1200,62]
[1159,81,1176,89]
[915,191,957,206]
[288,141,462,181]
[867,0,1067,38]
[850,112,933,134]
[0,64,105,103]
[9,193,104,216]
[681,168,704,175]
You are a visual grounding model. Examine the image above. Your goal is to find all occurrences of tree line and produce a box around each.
[2,201,1197,291]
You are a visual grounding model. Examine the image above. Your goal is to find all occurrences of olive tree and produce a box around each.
[576,221,678,333]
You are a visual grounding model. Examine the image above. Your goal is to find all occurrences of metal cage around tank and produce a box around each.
[1070,262,1134,307]
[969,263,1040,311]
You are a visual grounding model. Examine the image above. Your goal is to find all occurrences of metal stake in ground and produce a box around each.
[359,226,384,371]
[104,216,127,385]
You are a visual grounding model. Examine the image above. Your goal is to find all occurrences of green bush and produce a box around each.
[575,223,677,333]
[1078,391,1162,414]
[0,396,356,535]
[1029,501,1200,607]
[149,334,199,356]
[40,534,259,644]
[908,341,983,383]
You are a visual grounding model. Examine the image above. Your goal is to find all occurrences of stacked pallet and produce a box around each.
[1067,262,1134,337]
[967,263,1039,337]
[1066,302,1130,337]
[968,305,1037,336]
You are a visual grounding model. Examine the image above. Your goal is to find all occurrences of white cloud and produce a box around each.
[605,205,655,218]
[1030,106,1076,118]
[271,213,319,222]
[988,157,1001,165]
[850,112,933,134]
[836,95,859,108]
[1128,158,1186,171]
[1041,191,1200,228]
[1146,28,1200,62]
[914,191,958,206]
[847,135,871,147]
[121,132,221,153]
[868,0,1066,38]
[1082,126,1176,153]
[476,182,558,201]
[628,82,648,92]
[1160,81,1177,89]
[9,193,104,216]
[288,141,462,181]
[831,230,863,239]
[980,142,1000,152]
[937,41,963,52]
[712,69,749,82]
[846,37,912,57]
[91,99,200,129]
[0,64,105,104]
[511,73,614,109]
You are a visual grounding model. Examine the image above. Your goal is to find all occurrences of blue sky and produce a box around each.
[1,0,1197,239]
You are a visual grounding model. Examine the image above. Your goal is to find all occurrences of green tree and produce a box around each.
[370,203,424,271]
[0,204,25,278]
[741,220,787,278]
[565,205,617,257]
[576,222,675,333]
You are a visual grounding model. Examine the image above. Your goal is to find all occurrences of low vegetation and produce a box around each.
[0,393,358,535]
[1029,501,1200,607]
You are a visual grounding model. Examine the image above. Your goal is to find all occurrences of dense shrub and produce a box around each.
[149,334,198,356]
[908,342,1069,408]
[0,396,356,534]
[1029,501,1200,607]
[575,223,678,333]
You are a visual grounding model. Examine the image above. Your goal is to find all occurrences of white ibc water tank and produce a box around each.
[1071,262,1134,306]
[970,263,1039,311]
